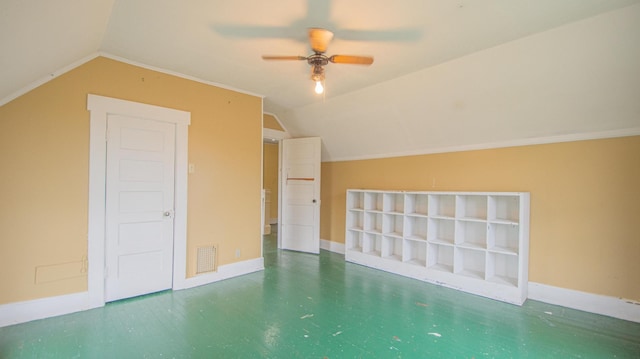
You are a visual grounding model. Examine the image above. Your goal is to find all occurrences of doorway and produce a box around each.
[279,137,321,254]
[263,140,279,235]
[87,94,190,307]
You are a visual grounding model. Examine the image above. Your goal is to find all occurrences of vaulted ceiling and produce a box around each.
[2,0,639,161]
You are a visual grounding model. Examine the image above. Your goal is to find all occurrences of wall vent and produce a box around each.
[196,245,217,274]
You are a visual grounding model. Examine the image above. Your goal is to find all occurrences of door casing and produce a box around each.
[87,94,190,308]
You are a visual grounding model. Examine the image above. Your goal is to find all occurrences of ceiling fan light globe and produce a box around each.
[314,81,324,94]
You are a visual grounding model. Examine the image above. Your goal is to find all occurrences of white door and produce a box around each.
[280,137,321,254]
[105,114,176,302]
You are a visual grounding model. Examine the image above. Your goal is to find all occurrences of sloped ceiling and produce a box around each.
[2,0,639,161]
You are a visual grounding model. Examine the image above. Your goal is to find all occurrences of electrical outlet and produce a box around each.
[235,249,241,258]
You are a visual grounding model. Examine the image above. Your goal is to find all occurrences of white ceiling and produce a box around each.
[2,0,640,160]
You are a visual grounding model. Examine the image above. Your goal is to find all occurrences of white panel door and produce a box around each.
[280,137,321,254]
[105,115,176,302]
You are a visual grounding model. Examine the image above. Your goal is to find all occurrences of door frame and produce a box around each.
[87,94,190,308]
[262,126,289,249]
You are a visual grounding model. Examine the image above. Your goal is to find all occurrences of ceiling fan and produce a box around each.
[262,28,374,94]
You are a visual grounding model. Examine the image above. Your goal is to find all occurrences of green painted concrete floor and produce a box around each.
[2,233,640,358]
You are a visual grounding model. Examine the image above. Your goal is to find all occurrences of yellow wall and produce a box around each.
[263,114,284,131]
[0,56,263,305]
[321,136,640,301]
[262,113,282,220]
[263,143,279,221]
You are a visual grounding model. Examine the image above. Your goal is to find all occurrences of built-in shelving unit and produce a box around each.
[345,190,530,305]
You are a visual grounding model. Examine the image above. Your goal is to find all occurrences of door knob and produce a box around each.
[164,211,172,217]
[312,199,317,203]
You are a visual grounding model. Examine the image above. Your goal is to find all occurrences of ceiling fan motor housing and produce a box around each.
[307,53,329,67]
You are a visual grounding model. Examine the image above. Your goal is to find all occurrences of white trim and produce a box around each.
[174,258,265,290]
[261,98,265,258]
[528,282,640,323]
[87,94,190,308]
[324,128,640,162]
[0,257,265,327]
[0,52,101,107]
[320,239,345,255]
[87,94,190,126]
[172,114,190,289]
[86,100,107,308]
[263,128,290,143]
[0,292,91,328]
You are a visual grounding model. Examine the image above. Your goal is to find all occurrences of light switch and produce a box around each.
[188,163,195,174]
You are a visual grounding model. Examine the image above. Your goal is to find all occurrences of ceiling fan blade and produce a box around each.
[308,28,333,53]
[262,55,307,61]
[329,55,374,65]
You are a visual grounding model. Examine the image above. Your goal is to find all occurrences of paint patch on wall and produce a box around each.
[35,259,86,284]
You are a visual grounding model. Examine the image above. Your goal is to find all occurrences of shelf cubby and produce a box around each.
[456,195,488,221]
[404,215,428,241]
[487,252,519,287]
[364,192,384,212]
[427,243,454,273]
[404,193,428,216]
[455,247,486,280]
[428,194,456,218]
[364,212,383,234]
[382,213,404,238]
[428,218,455,245]
[383,192,405,214]
[363,233,382,257]
[488,195,520,224]
[403,239,427,267]
[346,230,364,252]
[455,220,487,250]
[347,191,365,211]
[382,236,403,261]
[487,222,519,255]
[346,210,364,231]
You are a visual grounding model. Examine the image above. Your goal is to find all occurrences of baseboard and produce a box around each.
[528,282,640,323]
[175,257,265,290]
[0,292,94,328]
[1,257,265,328]
[320,239,345,255]
[4,260,635,327]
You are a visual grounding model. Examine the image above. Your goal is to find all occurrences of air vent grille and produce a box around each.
[196,245,217,274]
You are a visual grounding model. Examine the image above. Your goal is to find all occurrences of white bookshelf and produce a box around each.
[345,190,530,305]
